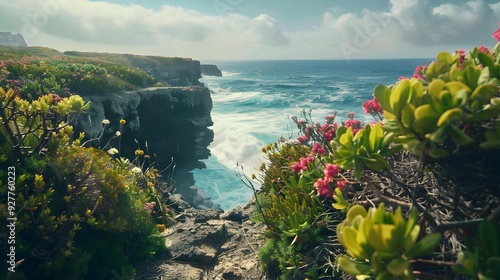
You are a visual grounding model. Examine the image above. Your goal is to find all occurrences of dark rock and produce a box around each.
[0,32,28,47]
[167,193,191,212]
[166,217,229,265]
[200,64,223,77]
[221,209,248,222]
[194,209,222,223]
[72,86,216,208]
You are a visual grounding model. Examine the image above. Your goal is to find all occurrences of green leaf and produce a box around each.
[347,204,368,220]
[406,232,442,258]
[437,108,463,127]
[449,124,474,146]
[437,51,453,65]
[464,65,481,89]
[390,79,411,115]
[332,188,351,211]
[477,52,495,73]
[471,84,498,102]
[478,220,499,258]
[425,125,448,143]
[401,103,416,129]
[387,258,410,276]
[369,153,391,171]
[404,224,421,252]
[341,227,368,260]
[367,224,399,256]
[338,256,371,276]
[414,104,439,128]
[428,79,446,98]
[465,107,500,123]
[374,84,390,112]
[445,81,470,96]
[478,66,491,85]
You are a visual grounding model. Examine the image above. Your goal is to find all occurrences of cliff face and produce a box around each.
[201,64,223,77]
[73,86,215,207]
[0,32,28,47]
[75,86,213,169]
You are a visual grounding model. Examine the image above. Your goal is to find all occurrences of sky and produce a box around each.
[1,0,500,60]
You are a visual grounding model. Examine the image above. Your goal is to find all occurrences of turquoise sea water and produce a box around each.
[193,59,431,210]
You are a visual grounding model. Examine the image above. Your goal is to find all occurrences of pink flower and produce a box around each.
[297,135,309,144]
[300,156,314,166]
[412,65,427,80]
[492,22,500,41]
[314,178,333,197]
[312,143,325,155]
[362,99,383,114]
[144,201,156,212]
[291,156,315,173]
[346,112,355,119]
[478,45,490,54]
[291,162,303,173]
[344,119,362,130]
[415,66,426,72]
[337,180,347,190]
[324,164,340,181]
[325,114,337,124]
[324,130,335,142]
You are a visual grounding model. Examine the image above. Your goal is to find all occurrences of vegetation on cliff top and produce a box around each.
[0,48,190,279]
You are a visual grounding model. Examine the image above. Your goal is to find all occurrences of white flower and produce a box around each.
[284,139,299,146]
[107,148,119,155]
[102,119,110,125]
[115,131,121,137]
[131,167,142,174]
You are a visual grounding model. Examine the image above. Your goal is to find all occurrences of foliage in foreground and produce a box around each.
[0,88,170,279]
[255,32,500,279]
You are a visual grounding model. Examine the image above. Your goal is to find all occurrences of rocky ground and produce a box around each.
[136,194,267,280]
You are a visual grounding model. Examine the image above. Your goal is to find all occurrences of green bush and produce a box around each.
[0,58,157,100]
[0,89,167,280]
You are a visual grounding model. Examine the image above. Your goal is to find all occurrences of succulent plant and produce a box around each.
[375,46,500,159]
[331,123,401,180]
[337,203,442,279]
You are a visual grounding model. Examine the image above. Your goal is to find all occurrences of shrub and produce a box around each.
[256,29,500,279]
[0,89,167,280]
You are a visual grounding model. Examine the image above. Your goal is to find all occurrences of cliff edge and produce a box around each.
[73,86,215,208]
[201,64,223,77]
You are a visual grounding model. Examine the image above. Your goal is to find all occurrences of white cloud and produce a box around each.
[0,0,499,59]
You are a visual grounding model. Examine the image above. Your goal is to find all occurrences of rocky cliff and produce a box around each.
[74,86,215,208]
[133,57,203,86]
[63,51,203,87]
[201,64,223,77]
[0,32,28,47]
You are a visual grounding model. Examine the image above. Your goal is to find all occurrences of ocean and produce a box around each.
[193,59,432,210]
